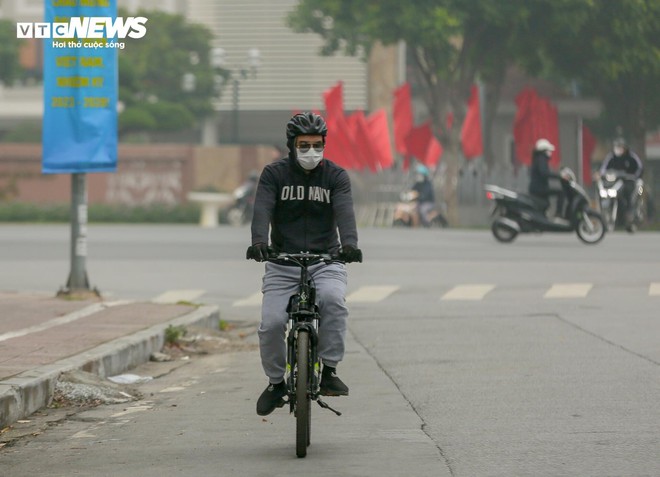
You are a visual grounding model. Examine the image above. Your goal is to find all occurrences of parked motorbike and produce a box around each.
[596,171,645,233]
[485,167,606,244]
[225,179,257,226]
[392,190,449,228]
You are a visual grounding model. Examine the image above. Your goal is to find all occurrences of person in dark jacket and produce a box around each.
[411,164,436,227]
[246,112,363,416]
[528,138,566,217]
[598,138,644,225]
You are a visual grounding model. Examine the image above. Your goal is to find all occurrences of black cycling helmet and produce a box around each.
[286,112,328,140]
[613,137,627,148]
[286,112,327,156]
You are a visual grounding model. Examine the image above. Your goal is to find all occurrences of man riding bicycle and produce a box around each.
[246,112,363,416]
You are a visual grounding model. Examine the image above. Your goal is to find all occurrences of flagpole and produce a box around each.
[577,117,584,185]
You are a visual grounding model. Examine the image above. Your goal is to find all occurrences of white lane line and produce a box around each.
[152,289,205,304]
[0,300,131,343]
[232,292,262,307]
[544,283,593,298]
[650,283,660,296]
[441,284,495,301]
[346,285,399,303]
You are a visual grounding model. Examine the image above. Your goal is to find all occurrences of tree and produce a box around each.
[118,10,226,137]
[288,0,537,224]
[0,19,22,85]
[525,1,660,159]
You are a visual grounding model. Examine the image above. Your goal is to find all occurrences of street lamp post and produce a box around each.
[210,47,260,144]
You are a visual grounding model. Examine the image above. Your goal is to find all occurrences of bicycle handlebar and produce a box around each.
[266,252,341,264]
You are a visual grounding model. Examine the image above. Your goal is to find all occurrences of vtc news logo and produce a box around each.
[17,17,148,39]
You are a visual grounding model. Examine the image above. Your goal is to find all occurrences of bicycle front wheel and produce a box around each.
[295,330,311,458]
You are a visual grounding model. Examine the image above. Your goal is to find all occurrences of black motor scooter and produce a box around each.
[484,167,606,244]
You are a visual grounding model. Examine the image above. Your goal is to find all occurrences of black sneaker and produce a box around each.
[320,367,349,396]
[256,381,287,416]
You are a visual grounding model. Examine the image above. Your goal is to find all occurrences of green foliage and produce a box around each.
[0,202,200,223]
[164,325,187,345]
[2,122,42,143]
[527,0,660,147]
[0,19,21,85]
[289,0,660,161]
[118,9,223,135]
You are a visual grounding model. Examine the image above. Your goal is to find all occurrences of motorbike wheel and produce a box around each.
[576,209,606,244]
[392,218,408,227]
[491,220,518,243]
[430,214,449,228]
[227,207,245,227]
[600,199,616,232]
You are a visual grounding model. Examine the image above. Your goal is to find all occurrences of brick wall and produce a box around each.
[0,143,279,206]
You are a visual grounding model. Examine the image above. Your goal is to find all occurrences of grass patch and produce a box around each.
[0,202,200,223]
[164,325,187,345]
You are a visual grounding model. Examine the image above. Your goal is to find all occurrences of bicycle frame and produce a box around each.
[284,256,321,412]
[266,252,342,458]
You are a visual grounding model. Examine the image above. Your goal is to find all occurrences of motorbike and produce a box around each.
[225,179,257,226]
[596,171,645,233]
[392,190,448,228]
[485,167,606,244]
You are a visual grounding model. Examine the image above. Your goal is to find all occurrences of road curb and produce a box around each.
[0,304,219,430]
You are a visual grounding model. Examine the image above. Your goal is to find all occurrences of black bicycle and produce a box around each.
[265,252,343,458]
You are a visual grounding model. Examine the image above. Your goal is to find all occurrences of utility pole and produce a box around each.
[60,173,98,297]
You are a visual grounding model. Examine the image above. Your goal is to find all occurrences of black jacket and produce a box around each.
[529,151,561,197]
[251,155,358,254]
[412,178,435,203]
[599,150,643,178]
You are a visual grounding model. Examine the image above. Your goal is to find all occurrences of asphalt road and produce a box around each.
[1,224,659,476]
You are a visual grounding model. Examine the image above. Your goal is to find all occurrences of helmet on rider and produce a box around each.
[286,112,327,147]
[534,138,555,154]
[415,164,430,176]
[286,112,328,170]
[613,138,627,157]
[415,164,430,182]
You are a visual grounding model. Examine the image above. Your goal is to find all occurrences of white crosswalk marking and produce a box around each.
[346,285,399,303]
[152,289,205,304]
[441,284,495,301]
[544,283,592,298]
[232,292,262,307]
[229,282,657,307]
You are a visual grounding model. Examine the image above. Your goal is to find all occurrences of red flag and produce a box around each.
[325,114,357,170]
[461,85,483,159]
[367,109,394,170]
[405,121,443,168]
[353,111,380,172]
[323,82,344,121]
[513,88,537,166]
[393,83,413,156]
[542,98,561,168]
[513,88,561,168]
[582,124,596,186]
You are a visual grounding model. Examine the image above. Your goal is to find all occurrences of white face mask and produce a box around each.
[296,149,323,170]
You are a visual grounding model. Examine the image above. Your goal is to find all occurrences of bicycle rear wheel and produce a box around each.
[295,330,311,458]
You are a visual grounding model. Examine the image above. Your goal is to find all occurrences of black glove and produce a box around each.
[246,243,271,262]
[339,245,362,263]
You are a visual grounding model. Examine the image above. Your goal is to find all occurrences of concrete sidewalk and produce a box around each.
[0,291,220,429]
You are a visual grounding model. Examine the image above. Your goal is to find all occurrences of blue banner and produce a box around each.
[42,2,118,174]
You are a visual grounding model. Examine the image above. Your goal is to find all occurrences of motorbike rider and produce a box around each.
[240,170,259,219]
[598,138,643,223]
[528,138,567,218]
[411,164,436,227]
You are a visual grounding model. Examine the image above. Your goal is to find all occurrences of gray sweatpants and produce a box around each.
[258,261,348,383]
